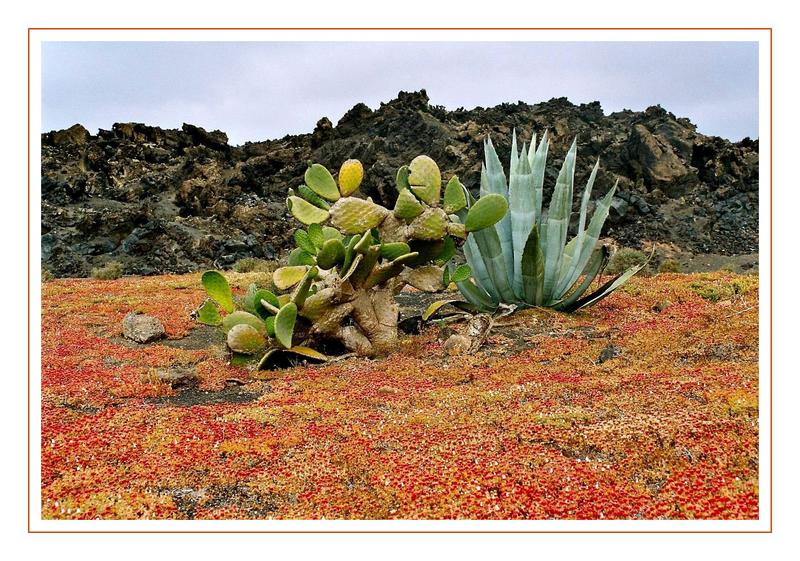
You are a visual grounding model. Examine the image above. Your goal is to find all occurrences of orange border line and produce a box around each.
[27,26,773,534]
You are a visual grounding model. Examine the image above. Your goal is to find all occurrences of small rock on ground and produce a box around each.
[122,312,165,343]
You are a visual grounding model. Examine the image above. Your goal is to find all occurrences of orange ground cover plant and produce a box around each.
[40,271,758,520]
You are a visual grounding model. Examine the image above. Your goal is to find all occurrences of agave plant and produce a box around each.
[196,156,506,367]
[451,130,648,313]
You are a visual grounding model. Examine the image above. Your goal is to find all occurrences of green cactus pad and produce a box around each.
[296,184,331,210]
[363,251,419,288]
[354,230,374,254]
[380,242,411,261]
[265,315,276,337]
[393,187,425,221]
[443,176,468,213]
[408,207,448,240]
[287,247,316,267]
[406,239,445,267]
[450,264,472,283]
[201,270,234,313]
[329,197,389,234]
[222,310,268,335]
[408,155,442,205]
[243,286,280,318]
[307,223,325,250]
[290,266,319,308]
[338,159,364,196]
[294,229,317,255]
[435,235,456,265]
[195,299,222,326]
[287,196,330,225]
[316,238,346,269]
[447,222,467,239]
[396,165,411,192]
[274,302,298,349]
[321,226,343,242]
[305,163,340,201]
[226,324,267,355]
[340,235,359,273]
[349,245,380,286]
[464,193,509,232]
[273,266,310,290]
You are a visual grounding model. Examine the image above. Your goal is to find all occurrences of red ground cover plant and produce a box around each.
[40,271,759,520]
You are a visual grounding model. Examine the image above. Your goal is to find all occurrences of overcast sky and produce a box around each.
[42,41,759,144]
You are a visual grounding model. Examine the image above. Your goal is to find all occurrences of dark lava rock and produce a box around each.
[41,91,758,277]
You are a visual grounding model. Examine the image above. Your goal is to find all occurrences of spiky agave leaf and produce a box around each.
[481,138,515,284]
[540,138,577,303]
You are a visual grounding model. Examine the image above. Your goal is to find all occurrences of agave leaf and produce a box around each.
[568,247,653,310]
[554,246,608,312]
[201,271,234,313]
[509,129,520,177]
[196,299,222,326]
[422,299,461,321]
[520,224,545,305]
[463,234,497,300]
[469,224,518,304]
[454,277,497,312]
[274,302,298,349]
[508,147,534,297]
[530,130,549,221]
[556,179,618,298]
[481,139,515,282]
[555,159,600,296]
[541,138,577,301]
[257,346,327,371]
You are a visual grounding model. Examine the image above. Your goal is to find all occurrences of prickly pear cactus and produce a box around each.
[197,156,499,368]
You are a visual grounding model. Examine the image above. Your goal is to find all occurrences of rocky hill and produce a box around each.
[41,90,758,277]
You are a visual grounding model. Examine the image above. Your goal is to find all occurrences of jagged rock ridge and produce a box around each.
[41,90,758,277]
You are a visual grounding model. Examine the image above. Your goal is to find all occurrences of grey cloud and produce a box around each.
[42,41,758,144]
